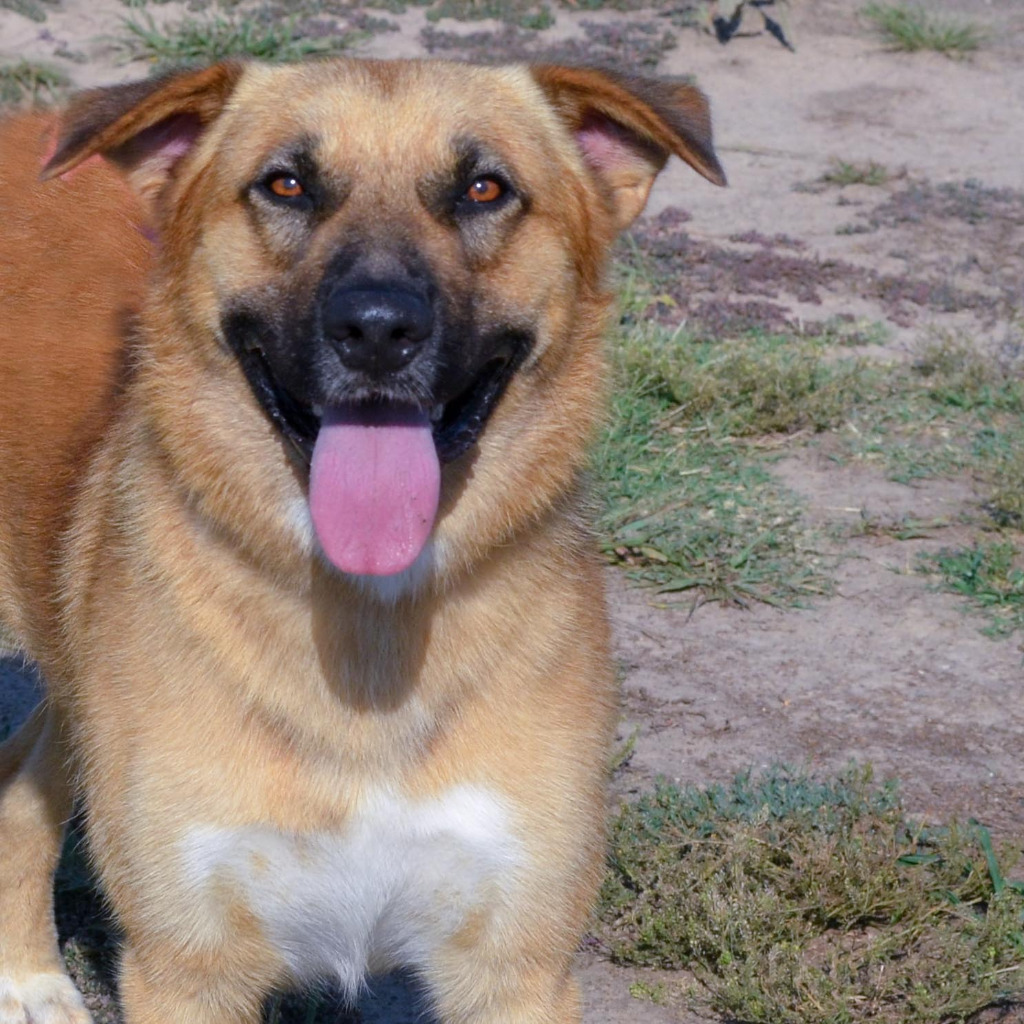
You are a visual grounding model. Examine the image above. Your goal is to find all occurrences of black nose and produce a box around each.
[322,287,434,376]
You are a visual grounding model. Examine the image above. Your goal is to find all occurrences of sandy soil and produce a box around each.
[1,1,1023,1021]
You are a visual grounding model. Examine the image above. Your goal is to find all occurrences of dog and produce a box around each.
[0,57,723,1023]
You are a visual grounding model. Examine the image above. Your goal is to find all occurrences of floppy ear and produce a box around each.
[40,62,245,205]
[531,65,726,229]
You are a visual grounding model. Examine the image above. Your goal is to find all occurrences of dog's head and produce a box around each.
[44,59,723,583]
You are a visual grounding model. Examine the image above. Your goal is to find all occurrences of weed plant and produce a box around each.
[918,542,1024,639]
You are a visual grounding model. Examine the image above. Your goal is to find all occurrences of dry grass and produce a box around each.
[600,765,1024,1023]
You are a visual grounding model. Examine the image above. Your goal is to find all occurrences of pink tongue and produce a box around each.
[309,404,440,576]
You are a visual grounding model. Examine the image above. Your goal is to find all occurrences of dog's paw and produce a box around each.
[0,973,92,1024]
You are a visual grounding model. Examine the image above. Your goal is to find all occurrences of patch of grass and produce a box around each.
[592,256,924,605]
[863,3,984,56]
[599,764,1024,1024]
[118,10,354,67]
[842,336,1024,502]
[596,311,847,606]
[613,324,878,440]
[821,158,891,187]
[912,337,1024,414]
[609,728,639,776]
[600,267,899,603]
[918,542,1024,639]
[604,240,1024,594]
[629,979,669,1004]
[0,60,68,106]
[426,0,554,29]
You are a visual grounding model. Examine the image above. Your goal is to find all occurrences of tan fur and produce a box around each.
[0,59,721,1023]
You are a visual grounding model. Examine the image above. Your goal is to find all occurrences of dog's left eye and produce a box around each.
[259,172,311,207]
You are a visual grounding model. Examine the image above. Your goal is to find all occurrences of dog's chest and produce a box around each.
[180,786,518,993]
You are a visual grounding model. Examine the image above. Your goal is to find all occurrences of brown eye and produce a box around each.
[465,177,504,203]
[268,174,304,199]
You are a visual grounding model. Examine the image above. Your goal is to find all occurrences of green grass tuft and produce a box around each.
[600,765,1024,1024]
[918,542,1024,639]
[863,3,984,56]
[118,11,354,68]
[821,158,891,187]
[0,60,68,106]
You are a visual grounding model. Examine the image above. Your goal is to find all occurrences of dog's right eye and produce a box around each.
[465,177,504,204]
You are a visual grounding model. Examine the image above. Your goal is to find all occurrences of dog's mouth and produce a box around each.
[430,340,528,462]
[232,337,527,463]
[225,319,529,576]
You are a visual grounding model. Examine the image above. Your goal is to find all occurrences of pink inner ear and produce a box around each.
[575,113,645,173]
[110,113,203,177]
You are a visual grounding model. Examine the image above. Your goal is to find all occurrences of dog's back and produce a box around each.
[0,113,150,653]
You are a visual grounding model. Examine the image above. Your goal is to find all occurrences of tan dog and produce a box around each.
[0,58,722,1023]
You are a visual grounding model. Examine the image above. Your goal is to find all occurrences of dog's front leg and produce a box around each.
[425,944,584,1024]
[0,705,92,1024]
[428,967,583,1024]
[116,944,267,1024]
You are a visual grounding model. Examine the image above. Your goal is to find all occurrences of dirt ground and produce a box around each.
[1,0,1023,1021]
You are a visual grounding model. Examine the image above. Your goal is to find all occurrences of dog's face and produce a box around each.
[211,63,580,460]
[45,60,723,580]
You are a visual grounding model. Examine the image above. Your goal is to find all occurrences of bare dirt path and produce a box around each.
[1,1,1023,1021]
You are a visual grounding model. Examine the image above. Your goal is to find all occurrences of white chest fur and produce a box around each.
[179,786,520,996]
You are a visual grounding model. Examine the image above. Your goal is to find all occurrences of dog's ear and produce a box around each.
[531,65,726,229]
[40,62,245,204]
